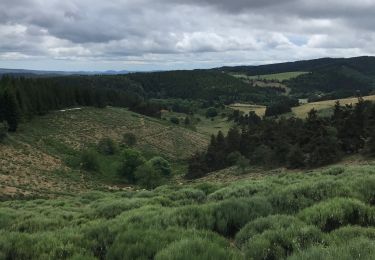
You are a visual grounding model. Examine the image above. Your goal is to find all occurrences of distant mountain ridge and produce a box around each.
[214,56,375,76]
[0,68,130,76]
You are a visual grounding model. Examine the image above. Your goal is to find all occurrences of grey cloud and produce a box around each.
[0,0,374,70]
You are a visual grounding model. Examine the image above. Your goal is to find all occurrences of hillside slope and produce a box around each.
[0,162,374,259]
[0,107,209,198]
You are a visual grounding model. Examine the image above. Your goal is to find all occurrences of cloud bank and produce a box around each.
[0,0,374,70]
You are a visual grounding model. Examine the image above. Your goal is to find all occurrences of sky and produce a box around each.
[0,0,375,71]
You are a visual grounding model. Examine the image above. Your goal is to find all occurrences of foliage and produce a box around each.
[170,117,180,124]
[188,99,375,178]
[118,149,145,183]
[1,163,375,259]
[122,133,137,147]
[297,198,375,232]
[206,107,218,118]
[154,238,240,260]
[97,138,117,155]
[81,149,100,172]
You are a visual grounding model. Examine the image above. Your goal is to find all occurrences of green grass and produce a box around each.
[234,71,308,81]
[161,109,234,137]
[0,163,374,259]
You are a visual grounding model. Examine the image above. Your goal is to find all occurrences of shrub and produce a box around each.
[170,188,206,204]
[328,226,375,245]
[118,149,145,183]
[213,197,273,236]
[134,163,164,189]
[206,107,218,118]
[122,133,137,147]
[81,150,100,172]
[269,180,352,214]
[97,138,117,155]
[90,199,146,219]
[148,157,172,178]
[82,222,115,259]
[154,238,240,260]
[235,215,305,247]
[170,117,180,124]
[298,198,375,232]
[226,151,242,166]
[236,155,250,174]
[107,228,227,260]
[166,204,216,230]
[287,145,305,169]
[288,237,375,260]
[0,122,7,143]
[242,224,324,260]
[322,166,345,176]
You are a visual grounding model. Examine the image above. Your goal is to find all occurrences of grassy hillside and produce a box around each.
[1,162,374,259]
[292,95,375,118]
[219,56,375,100]
[0,107,209,198]
[229,95,375,118]
[235,71,307,81]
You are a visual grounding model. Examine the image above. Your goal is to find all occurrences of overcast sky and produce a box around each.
[0,0,375,71]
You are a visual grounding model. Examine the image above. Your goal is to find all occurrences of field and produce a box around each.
[232,71,308,81]
[1,162,374,259]
[161,109,234,137]
[0,107,209,199]
[227,103,267,116]
[292,95,375,118]
[229,95,375,119]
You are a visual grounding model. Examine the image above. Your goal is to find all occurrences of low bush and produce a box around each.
[269,180,352,214]
[213,197,273,236]
[122,133,137,147]
[298,198,375,232]
[242,224,324,260]
[97,138,117,155]
[288,237,375,260]
[154,238,241,260]
[80,149,100,172]
[90,199,148,219]
[235,215,305,247]
[107,228,228,260]
[328,226,375,245]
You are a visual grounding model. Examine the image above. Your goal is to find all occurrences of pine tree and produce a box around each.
[3,89,20,132]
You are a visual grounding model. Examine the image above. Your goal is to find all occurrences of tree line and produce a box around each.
[187,98,375,179]
[0,76,162,132]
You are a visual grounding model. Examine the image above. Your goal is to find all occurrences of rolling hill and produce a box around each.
[0,107,209,199]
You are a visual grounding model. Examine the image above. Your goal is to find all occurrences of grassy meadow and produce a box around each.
[1,162,374,259]
[228,95,375,119]
[292,95,375,118]
[232,71,308,81]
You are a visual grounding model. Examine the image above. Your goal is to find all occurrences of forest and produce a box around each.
[188,98,375,178]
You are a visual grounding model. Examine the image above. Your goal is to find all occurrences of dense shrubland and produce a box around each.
[0,164,374,259]
[188,98,375,178]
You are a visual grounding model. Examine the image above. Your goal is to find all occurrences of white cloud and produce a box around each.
[0,0,374,70]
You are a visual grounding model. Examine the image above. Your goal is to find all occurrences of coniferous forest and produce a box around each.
[188,98,375,178]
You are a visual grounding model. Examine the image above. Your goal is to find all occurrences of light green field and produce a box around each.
[231,71,308,82]
[228,95,375,119]
[292,95,375,118]
[161,110,234,137]
[227,103,267,117]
